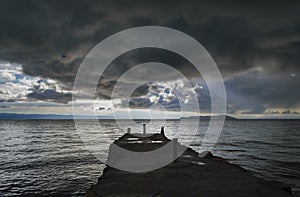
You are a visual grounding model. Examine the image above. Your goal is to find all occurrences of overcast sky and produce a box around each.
[0,0,299,118]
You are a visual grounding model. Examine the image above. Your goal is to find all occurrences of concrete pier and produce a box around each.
[87,130,291,197]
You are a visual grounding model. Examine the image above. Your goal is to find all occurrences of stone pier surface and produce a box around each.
[88,132,292,197]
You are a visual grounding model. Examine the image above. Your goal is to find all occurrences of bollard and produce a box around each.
[173,138,178,162]
[127,128,131,134]
[143,124,146,134]
[161,126,165,136]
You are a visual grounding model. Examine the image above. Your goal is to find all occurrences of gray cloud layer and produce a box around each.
[0,0,299,114]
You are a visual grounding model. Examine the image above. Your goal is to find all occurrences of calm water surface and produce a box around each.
[0,119,299,196]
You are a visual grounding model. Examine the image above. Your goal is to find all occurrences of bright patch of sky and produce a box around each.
[0,61,73,114]
[0,62,197,118]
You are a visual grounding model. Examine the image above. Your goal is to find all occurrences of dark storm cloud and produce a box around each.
[0,99,15,103]
[27,90,72,104]
[130,97,181,111]
[96,48,196,99]
[225,69,300,114]
[0,0,299,113]
[27,79,72,103]
[281,110,300,115]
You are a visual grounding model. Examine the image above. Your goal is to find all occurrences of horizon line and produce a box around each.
[0,113,300,120]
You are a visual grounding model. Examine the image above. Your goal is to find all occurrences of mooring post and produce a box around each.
[173,138,178,162]
[127,128,131,134]
[143,124,146,134]
[161,126,165,136]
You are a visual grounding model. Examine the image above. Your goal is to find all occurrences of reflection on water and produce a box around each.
[0,119,299,196]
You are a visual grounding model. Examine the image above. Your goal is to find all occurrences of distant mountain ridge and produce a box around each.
[0,113,111,119]
[181,115,237,120]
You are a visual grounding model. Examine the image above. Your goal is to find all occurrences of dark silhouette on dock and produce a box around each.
[88,127,291,196]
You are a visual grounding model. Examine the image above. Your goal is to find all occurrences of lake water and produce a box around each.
[0,119,299,196]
